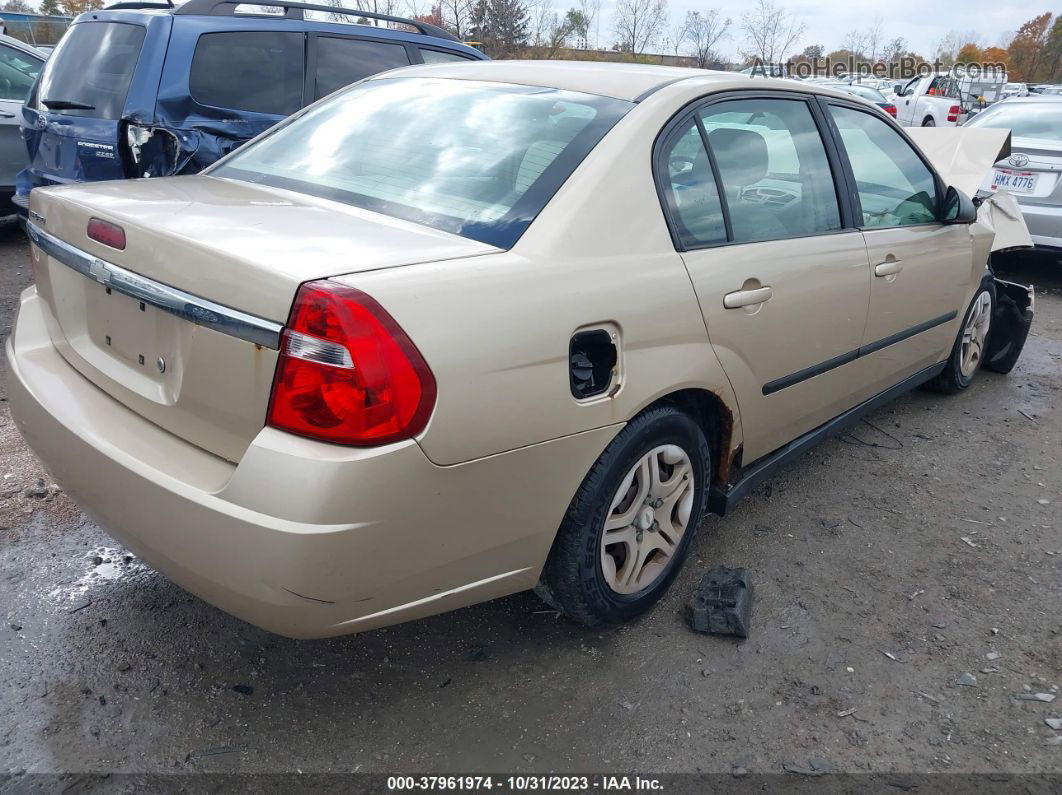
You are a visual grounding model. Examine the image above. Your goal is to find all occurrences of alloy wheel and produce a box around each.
[960,291,992,378]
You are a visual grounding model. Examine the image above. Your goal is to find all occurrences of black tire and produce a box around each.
[535,406,711,627]
[922,117,936,127]
[929,279,996,394]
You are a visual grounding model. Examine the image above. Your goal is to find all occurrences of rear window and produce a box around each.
[190,31,304,116]
[313,36,410,101]
[419,48,473,63]
[211,77,632,248]
[34,21,144,119]
[965,103,1062,141]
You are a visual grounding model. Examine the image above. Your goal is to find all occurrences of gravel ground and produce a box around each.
[0,226,1060,779]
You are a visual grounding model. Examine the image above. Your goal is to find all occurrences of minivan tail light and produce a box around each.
[267,281,436,446]
[883,104,897,117]
[87,217,126,250]
[947,105,961,122]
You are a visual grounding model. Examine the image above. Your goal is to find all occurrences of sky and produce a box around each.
[19,0,1052,60]
[585,0,1052,60]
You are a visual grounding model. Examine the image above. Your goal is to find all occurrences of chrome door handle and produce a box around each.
[723,286,773,309]
[874,259,903,277]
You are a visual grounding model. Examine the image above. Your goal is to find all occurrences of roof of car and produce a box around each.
[0,32,47,59]
[998,95,1062,103]
[371,60,855,103]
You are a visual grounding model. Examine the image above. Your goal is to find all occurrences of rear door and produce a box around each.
[822,100,972,390]
[659,93,873,461]
[159,26,307,169]
[22,18,155,185]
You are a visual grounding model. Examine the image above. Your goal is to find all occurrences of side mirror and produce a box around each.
[893,83,903,95]
[943,186,977,224]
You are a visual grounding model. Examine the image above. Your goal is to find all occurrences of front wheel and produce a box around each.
[930,281,995,394]
[536,406,710,627]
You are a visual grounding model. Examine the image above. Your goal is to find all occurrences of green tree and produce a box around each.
[469,0,528,57]
[39,0,61,16]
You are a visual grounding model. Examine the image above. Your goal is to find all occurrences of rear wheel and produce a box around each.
[930,280,995,394]
[922,116,936,126]
[536,406,710,626]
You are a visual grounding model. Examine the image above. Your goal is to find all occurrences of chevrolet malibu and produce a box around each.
[7,62,1034,637]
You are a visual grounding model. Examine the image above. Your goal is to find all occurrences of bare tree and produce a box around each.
[577,0,600,48]
[841,28,869,58]
[439,0,472,38]
[613,0,667,55]
[664,14,688,56]
[739,0,804,65]
[934,29,981,65]
[527,0,554,47]
[882,35,907,64]
[685,9,730,68]
[865,15,883,62]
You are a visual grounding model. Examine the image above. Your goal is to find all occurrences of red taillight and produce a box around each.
[87,217,126,250]
[883,104,897,117]
[947,105,961,123]
[266,281,436,446]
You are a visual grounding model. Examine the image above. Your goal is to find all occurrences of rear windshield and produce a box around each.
[211,78,632,248]
[34,21,144,119]
[965,102,1062,141]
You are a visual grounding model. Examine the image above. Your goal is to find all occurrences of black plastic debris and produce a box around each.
[984,278,1034,374]
[685,567,753,638]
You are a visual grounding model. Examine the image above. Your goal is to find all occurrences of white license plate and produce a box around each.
[991,168,1038,194]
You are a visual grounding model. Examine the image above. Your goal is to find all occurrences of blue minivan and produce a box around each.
[16,0,484,208]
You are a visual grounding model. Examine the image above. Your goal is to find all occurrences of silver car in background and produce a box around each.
[0,33,44,216]
[964,96,1062,251]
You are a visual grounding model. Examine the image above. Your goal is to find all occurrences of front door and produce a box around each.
[657,94,872,462]
[824,102,973,394]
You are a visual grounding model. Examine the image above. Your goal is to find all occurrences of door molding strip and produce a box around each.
[762,311,957,396]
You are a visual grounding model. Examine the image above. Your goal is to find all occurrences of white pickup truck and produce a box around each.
[889,74,966,127]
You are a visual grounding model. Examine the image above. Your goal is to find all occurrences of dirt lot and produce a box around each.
[0,225,1059,780]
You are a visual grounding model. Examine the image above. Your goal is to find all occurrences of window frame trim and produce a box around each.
[306,31,417,101]
[415,45,477,64]
[815,96,949,232]
[651,88,856,253]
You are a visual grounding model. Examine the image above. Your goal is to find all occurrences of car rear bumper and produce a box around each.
[1018,199,1062,250]
[7,286,617,637]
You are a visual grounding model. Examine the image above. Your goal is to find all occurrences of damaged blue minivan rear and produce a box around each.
[16,0,485,209]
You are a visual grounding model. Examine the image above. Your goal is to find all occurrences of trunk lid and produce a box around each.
[981,136,1062,205]
[28,176,499,461]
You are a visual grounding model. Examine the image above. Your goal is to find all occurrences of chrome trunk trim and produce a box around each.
[26,221,283,349]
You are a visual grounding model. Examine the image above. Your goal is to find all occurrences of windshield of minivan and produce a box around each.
[34,21,145,119]
[211,78,632,248]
